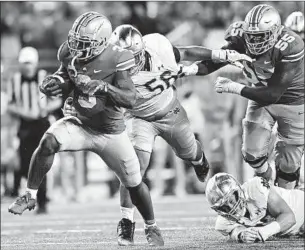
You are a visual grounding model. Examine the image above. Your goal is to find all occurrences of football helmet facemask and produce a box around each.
[110,24,145,75]
[243,4,282,55]
[206,173,247,222]
[68,11,112,61]
[285,11,304,40]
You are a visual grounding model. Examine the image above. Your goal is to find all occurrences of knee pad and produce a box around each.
[275,141,304,173]
[242,151,268,169]
[38,133,60,156]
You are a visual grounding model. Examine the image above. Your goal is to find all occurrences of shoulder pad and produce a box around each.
[57,41,69,62]
[224,21,245,42]
[115,47,135,71]
[274,27,304,63]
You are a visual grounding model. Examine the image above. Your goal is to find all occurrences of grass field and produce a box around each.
[1,195,304,250]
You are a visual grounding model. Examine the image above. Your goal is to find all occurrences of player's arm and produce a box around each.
[255,186,296,242]
[215,60,300,105]
[104,70,136,109]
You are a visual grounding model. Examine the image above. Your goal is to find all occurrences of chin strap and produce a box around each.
[70,52,83,77]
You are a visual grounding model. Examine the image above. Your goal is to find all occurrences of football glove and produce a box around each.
[238,228,263,243]
[212,49,253,68]
[40,75,63,96]
[215,77,245,95]
[74,74,108,95]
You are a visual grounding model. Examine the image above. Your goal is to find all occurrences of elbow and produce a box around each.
[286,212,296,229]
[125,92,137,109]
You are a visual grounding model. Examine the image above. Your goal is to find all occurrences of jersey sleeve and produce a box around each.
[224,21,247,53]
[274,28,304,63]
[143,33,179,71]
[244,177,270,206]
[116,49,136,72]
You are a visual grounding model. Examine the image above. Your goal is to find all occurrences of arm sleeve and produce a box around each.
[116,50,136,72]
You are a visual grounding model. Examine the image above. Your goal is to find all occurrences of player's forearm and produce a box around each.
[177,46,212,61]
[106,84,136,109]
[240,86,283,105]
[196,61,228,75]
[257,213,296,241]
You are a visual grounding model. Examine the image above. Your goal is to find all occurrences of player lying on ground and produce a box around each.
[206,173,304,243]
[64,24,253,246]
[8,12,164,246]
[188,4,304,190]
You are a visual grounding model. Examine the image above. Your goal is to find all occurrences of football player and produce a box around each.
[285,11,304,41]
[192,4,304,190]
[206,173,304,243]
[104,25,254,245]
[63,24,253,245]
[8,12,165,247]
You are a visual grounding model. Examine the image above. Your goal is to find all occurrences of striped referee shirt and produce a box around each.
[7,69,49,120]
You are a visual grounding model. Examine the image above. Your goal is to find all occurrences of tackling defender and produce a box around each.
[193,4,304,189]
[8,12,164,246]
[106,25,253,245]
[206,173,304,243]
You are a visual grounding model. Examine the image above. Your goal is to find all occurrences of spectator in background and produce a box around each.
[124,2,159,35]
[7,47,62,214]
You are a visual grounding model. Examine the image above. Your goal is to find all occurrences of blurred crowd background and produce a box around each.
[1,1,304,205]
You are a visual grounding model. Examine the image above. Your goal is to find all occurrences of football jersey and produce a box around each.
[129,33,180,119]
[57,42,135,133]
[215,177,304,237]
[225,22,304,105]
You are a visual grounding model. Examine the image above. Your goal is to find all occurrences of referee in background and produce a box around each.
[7,47,62,214]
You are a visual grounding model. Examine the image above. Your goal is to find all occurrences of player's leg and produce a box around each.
[272,104,304,189]
[160,101,209,182]
[93,130,163,246]
[8,117,93,215]
[242,101,276,181]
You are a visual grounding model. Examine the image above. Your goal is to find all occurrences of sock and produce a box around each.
[26,188,38,198]
[128,182,155,222]
[144,222,157,229]
[255,162,269,174]
[192,154,203,166]
[121,206,135,222]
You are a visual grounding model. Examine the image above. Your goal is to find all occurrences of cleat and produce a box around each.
[145,225,164,246]
[192,157,210,183]
[117,218,135,246]
[8,191,36,215]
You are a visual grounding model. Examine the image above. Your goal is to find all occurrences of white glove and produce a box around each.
[178,63,199,77]
[239,228,263,243]
[215,77,245,95]
[212,49,253,68]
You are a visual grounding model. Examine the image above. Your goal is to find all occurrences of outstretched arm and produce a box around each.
[215,60,298,105]
[255,186,296,241]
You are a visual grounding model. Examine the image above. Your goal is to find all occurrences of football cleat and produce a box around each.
[191,156,210,183]
[117,218,135,246]
[145,225,164,246]
[8,191,36,215]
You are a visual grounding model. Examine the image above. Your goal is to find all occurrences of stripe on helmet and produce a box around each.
[254,5,266,25]
[74,12,94,34]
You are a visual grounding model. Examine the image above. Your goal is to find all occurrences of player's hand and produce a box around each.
[40,75,63,97]
[91,80,108,95]
[225,50,253,64]
[62,97,77,117]
[215,77,245,95]
[239,228,263,243]
[178,63,199,78]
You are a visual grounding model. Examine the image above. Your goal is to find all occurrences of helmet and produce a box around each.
[206,173,246,222]
[110,24,145,74]
[285,11,304,40]
[68,12,112,60]
[243,4,282,55]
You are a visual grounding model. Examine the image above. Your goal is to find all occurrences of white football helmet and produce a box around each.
[206,173,247,222]
[243,4,282,55]
[68,11,112,60]
[285,11,304,40]
[110,24,145,75]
